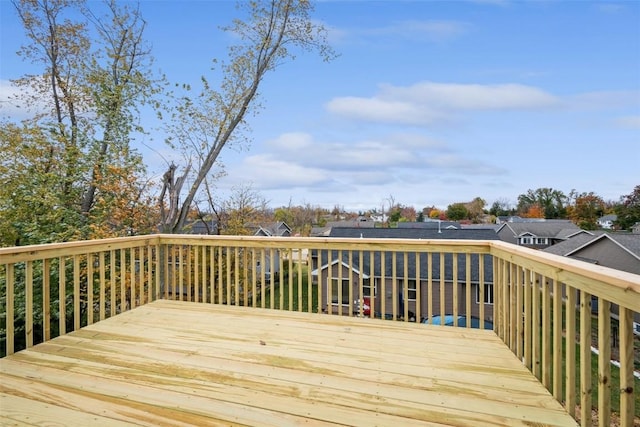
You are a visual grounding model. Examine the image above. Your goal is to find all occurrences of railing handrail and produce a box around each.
[3,234,637,309]
[0,235,160,263]
[489,240,640,311]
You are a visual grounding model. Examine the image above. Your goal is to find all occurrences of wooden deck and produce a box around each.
[0,300,577,426]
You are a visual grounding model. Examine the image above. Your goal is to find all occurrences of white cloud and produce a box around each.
[219,131,506,203]
[0,79,27,119]
[266,132,450,171]
[241,155,330,190]
[0,79,50,120]
[327,81,560,125]
[326,96,450,126]
[379,82,560,110]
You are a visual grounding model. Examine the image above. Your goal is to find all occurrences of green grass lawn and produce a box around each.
[257,264,319,312]
[562,336,640,419]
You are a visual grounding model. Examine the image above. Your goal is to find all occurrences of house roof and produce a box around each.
[396,221,461,229]
[313,250,494,284]
[249,221,291,237]
[543,231,640,262]
[328,227,499,240]
[313,227,498,283]
[542,233,601,256]
[598,214,617,222]
[497,221,580,239]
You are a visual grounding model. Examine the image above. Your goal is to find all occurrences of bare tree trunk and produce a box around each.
[159,163,191,233]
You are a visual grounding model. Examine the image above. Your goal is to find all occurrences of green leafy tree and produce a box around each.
[5,0,157,245]
[446,203,468,221]
[614,185,640,230]
[489,198,514,217]
[517,188,567,219]
[159,0,336,233]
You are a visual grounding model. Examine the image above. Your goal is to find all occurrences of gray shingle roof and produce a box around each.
[542,233,598,256]
[543,231,640,259]
[498,221,579,239]
[328,227,499,240]
[315,227,498,283]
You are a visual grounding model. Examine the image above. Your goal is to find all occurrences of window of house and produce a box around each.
[476,283,494,304]
[397,279,417,301]
[363,278,376,297]
[520,237,533,245]
[535,237,548,245]
[331,278,351,305]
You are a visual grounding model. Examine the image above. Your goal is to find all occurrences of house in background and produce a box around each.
[596,214,617,229]
[543,232,640,275]
[250,221,292,237]
[543,232,640,333]
[496,220,585,249]
[185,218,219,235]
[311,227,499,323]
[397,220,461,230]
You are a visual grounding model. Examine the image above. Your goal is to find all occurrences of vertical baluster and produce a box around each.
[109,250,116,316]
[59,257,66,335]
[465,253,471,328]
[120,249,126,309]
[148,244,154,304]
[516,265,523,357]
[565,286,576,418]
[439,253,445,325]
[348,251,353,317]
[415,251,421,322]
[532,273,541,380]
[524,268,532,370]
[193,246,199,303]
[100,252,107,318]
[369,251,375,319]
[187,246,192,302]
[380,251,386,319]
[597,298,611,427]
[26,261,33,348]
[179,246,184,301]
[266,248,272,309]
[452,253,458,326]
[553,279,562,401]
[131,248,138,308]
[73,256,81,330]
[580,290,592,427]
[43,259,51,340]
[542,276,551,390]
[316,250,322,314]
[6,264,15,355]
[479,254,485,330]
[426,253,432,324]
[618,307,634,427]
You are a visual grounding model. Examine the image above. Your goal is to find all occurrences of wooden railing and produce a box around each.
[1,235,638,426]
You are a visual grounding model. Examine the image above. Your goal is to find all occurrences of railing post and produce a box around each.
[580,291,592,427]
[618,307,635,427]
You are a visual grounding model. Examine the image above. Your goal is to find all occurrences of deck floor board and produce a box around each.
[0,299,577,426]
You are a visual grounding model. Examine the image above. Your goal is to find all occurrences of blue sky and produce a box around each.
[1,0,639,212]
